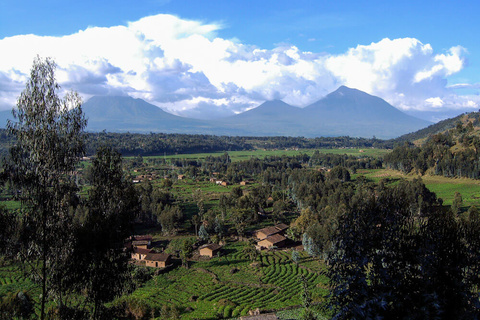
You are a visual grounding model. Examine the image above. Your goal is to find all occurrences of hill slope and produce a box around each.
[394,111,480,144]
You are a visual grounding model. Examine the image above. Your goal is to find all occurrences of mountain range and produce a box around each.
[0,86,432,139]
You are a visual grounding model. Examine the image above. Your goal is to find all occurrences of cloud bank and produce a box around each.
[0,14,478,120]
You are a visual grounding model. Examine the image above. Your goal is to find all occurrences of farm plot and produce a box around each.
[116,242,326,319]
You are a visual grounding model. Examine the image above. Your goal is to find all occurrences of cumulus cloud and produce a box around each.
[0,14,476,120]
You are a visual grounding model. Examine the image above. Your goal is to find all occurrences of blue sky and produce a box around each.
[1,0,479,121]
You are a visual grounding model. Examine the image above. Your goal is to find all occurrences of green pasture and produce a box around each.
[141,148,390,163]
[354,169,480,208]
[114,241,328,319]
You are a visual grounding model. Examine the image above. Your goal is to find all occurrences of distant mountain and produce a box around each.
[300,86,432,138]
[82,96,211,134]
[216,100,305,136]
[0,87,434,139]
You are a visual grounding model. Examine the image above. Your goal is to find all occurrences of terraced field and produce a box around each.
[116,242,327,319]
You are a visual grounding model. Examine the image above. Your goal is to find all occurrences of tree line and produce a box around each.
[0,129,396,160]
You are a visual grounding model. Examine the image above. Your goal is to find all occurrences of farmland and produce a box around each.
[113,242,327,319]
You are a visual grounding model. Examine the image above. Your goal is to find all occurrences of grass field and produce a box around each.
[354,169,480,208]
[141,148,391,162]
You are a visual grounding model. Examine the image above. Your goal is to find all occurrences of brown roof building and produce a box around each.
[131,247,153,261]
[255,223,289,240]
[199,244,222,257]
[144,253,172,268]
[257,234,286,250]
[132,240,150,249]
[132,235,153,242]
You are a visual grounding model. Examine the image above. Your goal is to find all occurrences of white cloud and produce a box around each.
[425,97,445,108]
[0,14,476,120]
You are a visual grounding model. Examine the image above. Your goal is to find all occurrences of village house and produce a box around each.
[131,247,153,261]
[199,243,222,257]
[255,223,289,240]
[132,240,150,249]
[256,234,286,250]
[126,235,152,250]
[144,253,172,268]
[178,174,185,180]
[221,181,230,187]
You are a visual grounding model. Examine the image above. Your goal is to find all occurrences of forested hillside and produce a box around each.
[394,111,480,143]
[385,115,480,179]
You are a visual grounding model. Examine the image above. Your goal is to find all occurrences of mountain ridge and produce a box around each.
[0,86,432,139]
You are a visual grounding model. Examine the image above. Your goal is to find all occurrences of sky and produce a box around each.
[1,0,480,122]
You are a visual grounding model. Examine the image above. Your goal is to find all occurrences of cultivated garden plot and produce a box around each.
[114,242,327,319]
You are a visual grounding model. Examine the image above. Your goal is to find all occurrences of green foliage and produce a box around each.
[291,250,300,264]
[328,166,351,182]
[71,146,138,318]
[327,180,480,319]
[198,224,209,242]
[4,56,87,319]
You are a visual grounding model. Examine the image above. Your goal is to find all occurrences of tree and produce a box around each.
[158,205,183,235]
[71,147,138,319]
[452,191,463,214]
[327,182,480,319]
[242,240,258,262]
[298,274,317,320]
[291,250,300,265]
[192,214,201,236]
[179,238,196,269]
[5,56,86,319]
[198,224,209,242]
[328,166,351,182]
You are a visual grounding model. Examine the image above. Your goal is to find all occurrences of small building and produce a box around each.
[133,235,153,242]
[178,175,185,180]
[221,181,230,187]
[132,240,150,249]
[257,234,286,250]
[255,223,289,240]
[144,253,172,268]
[216,180,223,185]
[240,181,248,186]
[131,247,153,261]
[199,244,222,257]
[125,235,152,250]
